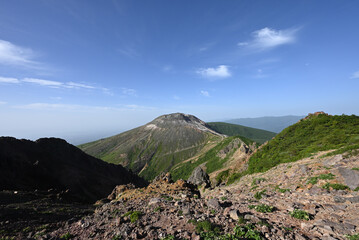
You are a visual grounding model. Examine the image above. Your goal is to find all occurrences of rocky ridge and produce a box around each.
[41,150,359,240]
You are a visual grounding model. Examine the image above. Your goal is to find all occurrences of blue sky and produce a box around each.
[0,0,359,143]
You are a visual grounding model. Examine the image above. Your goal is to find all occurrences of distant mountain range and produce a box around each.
[225,115,304,133]
[207,122,276,144]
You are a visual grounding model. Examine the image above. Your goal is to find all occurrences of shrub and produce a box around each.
[318,173,335,180]
[123,211,142,223]
[161,235,175,240]
[289,209,311,220]
[346,233,359,240]
[249,204,274,213]
[254,189,266,200]
[216,170,230,184]
[322,183,349,190]
[60,233,74,240]
[275,185,290,193]
[307,177,318,185]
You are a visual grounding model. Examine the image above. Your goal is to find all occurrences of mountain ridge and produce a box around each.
[226,115,304,133]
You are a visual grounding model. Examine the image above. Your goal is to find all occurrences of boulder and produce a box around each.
[338,167,359,190]
[187,166,210,187]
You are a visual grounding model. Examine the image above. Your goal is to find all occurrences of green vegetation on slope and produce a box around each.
[78,113,226,181]
[207,122,276,144]
[247,114,359,174]
[171,136,253,181]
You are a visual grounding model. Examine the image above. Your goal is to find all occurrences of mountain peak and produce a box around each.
[148,113,222,136]
[151,113,205,125]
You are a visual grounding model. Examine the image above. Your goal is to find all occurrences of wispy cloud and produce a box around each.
[196,65,231,79]
[23,78,63,87]
[350,71,359,79]
[0,101,7,105]
[122,88,137,97]
[22,77,99,90]
[15,102,155,112]
[0,76,109,93]
[117,46,140,59]
[0,76,20,84]
[0,39,40,68]
[173,95,180,100]
[238,27,299,51]
[200,90,210,97]
[66,81,95,89]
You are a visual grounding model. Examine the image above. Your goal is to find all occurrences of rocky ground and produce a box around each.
[0,190,94,239]
[2,152,359,240]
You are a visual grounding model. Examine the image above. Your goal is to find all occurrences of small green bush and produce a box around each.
[346,233,359,240]
[307,177,318,185]
[289,209,311,220]
[275,185,290,193]
[60,233,74,240]
[322,183,349,190]
[249,204,274,213]
[254,189,266,200]
[352,168,359,171]
[318,173,335,180]
[161,235,175,240]
[123,211,142,223]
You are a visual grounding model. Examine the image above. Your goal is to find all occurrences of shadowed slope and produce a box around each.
[0,137,146,203]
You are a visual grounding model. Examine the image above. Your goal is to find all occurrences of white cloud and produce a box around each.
[0,76,20,84]
[117,46,140,59]
[15,103,155,112]
[173,95,180,100]
[122,88,137,96]
[66,82,95,89]
[0,101,7,105]
[237,42,248,46]
[239,27,299,51]
[200,90,210,97]
[196,65,231,79]
[350,71,359,79]
[23,78,63,87]
[22,78,100,90]
[0,39,38,67]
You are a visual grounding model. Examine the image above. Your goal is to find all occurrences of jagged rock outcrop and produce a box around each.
[0,137,146,203]
[187,166,210,187]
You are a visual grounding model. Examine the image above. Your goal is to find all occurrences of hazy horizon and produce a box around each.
[1,1,358,144]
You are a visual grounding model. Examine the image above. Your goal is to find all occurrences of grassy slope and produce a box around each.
[79,126,223,181]
[170,136,253,181]
[207,122,276,144]
[247,114,359,174]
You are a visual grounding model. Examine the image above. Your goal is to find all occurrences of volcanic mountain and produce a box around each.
[0,137,146,203]
[79,113,225,180]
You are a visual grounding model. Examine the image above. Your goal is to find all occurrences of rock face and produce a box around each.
[338,167,359,190]
[0,137,146,203]
[187,166,210,187]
